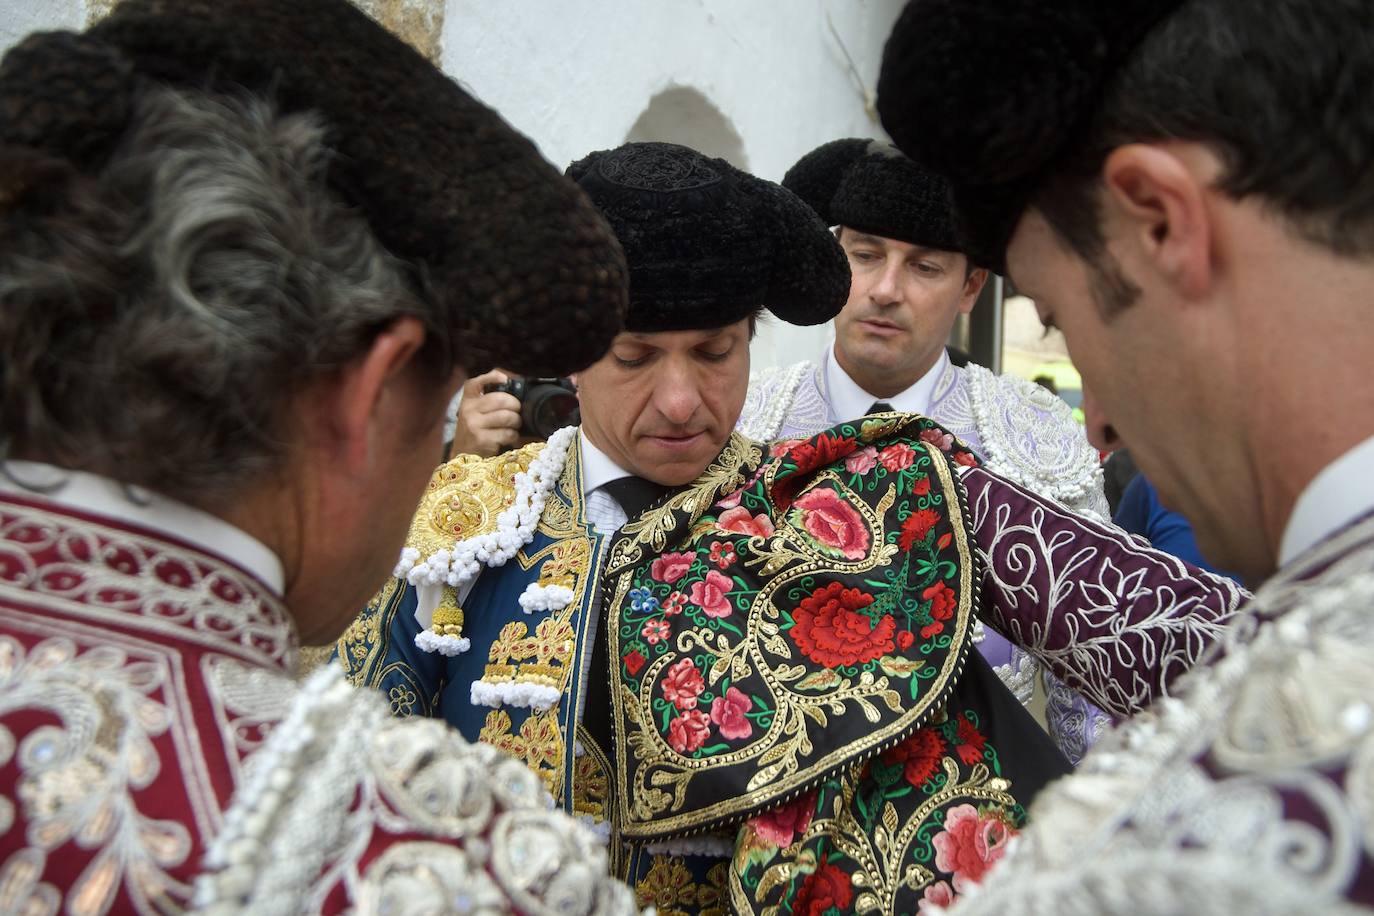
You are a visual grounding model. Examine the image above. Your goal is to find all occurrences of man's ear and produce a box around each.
[331,316,428,474]
[958,267,990,314]
[1101,144,1213,301]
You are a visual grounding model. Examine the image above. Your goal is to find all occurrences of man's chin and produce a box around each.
[634,437,721,486]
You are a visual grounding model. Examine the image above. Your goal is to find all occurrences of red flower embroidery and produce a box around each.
[881,728,946,787]
[790,581,895,667]
[650,551,694,584]
[899,508,941,551]
[955,717,987,766]
[689,569,735,619]
[623,649,647,677]
[932,804,1014,893]
[792,488,871,560]
[709,686,754,740]
[920,581,958,639]
[925,581,957,622]
[660,657,705,711]
[718,506,776,537]
[787,433,856,474]
[709,540,737,569]
[879,442,917,472]
[749,790,816,848]
[792,855,854,916]
[954,450,979,468]
[897,630,915,650]
[667,709,712,754]
[662,592,687,616]
[913,476,932,496]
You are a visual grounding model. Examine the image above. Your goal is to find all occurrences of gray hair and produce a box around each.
[0,84,436,508]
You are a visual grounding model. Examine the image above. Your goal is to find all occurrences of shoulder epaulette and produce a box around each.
[404,441,546,557]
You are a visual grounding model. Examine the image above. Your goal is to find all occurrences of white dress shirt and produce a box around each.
[0,460,284,593]
[579,431,637,535]
[823,341,950,419]
[1279,433,1374,567]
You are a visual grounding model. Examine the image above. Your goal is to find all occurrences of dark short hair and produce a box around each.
[1037,0,1374,275]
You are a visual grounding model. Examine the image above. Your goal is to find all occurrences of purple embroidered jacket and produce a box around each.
[948,506,1374,913]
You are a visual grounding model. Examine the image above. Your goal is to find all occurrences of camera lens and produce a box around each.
[522,384,580,438]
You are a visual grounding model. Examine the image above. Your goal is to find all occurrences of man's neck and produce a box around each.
[832,344,942,401]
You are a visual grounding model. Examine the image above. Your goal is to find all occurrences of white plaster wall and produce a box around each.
[441,0,906,372]
[0,0,84,53]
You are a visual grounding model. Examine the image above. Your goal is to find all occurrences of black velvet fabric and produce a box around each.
[876,0,1188,271]
[783,138,961,254]
[568,142,850,332]
[0,0,628,376]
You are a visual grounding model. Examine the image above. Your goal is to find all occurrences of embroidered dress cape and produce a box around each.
[338,417,1244,914]
[0,479,635,915]
[740,352,1112,762]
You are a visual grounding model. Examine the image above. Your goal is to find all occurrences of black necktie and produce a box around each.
[867,400,895,415]
[601,475,672,518]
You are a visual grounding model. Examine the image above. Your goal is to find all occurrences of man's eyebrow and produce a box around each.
[848,232,886,246]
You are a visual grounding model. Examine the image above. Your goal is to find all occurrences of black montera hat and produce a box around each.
[876,0,1187,272]
[783,138,961,255]
[567,142,850,333]
[0,0,627,376]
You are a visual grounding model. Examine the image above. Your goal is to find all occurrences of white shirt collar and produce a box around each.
[578,431,634,495]
[823,341,950,419]
[1279,433,1374,567]
[0,461,285,594]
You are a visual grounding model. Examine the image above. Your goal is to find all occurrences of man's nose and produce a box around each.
[651,359,704,426]
[869,259,902,305]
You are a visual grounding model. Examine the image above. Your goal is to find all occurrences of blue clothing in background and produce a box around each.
[1114,474,1240,581]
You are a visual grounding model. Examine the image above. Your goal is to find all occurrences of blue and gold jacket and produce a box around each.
[338,419,1069,914]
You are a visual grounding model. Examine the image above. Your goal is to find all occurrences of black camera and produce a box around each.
[483,377,580,439]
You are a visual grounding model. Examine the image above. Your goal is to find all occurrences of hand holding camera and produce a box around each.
[449,369,580,459]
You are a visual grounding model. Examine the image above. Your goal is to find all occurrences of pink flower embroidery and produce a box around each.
[845,446,879,474]
[717,489,744,510]
[718,506,776,537]
[879,442,917,472]
[641,619,671,645]
[933,804,1015,894]
[650,551,695,584]
[709,686,754,740]
[749,790,816,848]
[660,657,705,711]
[690,569,735,619]
[920,427,954,452]
[662,592,687,616]
[709,540,737,569]
[667,709,711,754]
[919,880,955,915]
[791,488,871,560]
[769,439,802,458]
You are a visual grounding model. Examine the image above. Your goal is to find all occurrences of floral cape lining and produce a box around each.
[602,414,983,839]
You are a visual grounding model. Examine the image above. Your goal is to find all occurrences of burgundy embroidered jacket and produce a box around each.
[0,489,634,915]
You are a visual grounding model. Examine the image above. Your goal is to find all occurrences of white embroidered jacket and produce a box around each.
[739,358,1109,521]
